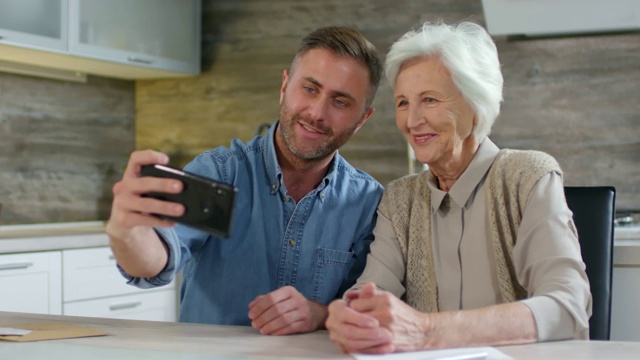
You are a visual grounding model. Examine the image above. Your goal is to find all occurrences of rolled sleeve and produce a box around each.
[117,227,181,289]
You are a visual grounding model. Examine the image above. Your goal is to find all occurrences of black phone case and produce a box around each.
[140,164,236,238]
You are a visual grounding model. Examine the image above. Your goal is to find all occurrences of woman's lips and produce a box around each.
[413,133,437,144]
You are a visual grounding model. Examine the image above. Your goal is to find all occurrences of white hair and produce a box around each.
[385,21,503,142]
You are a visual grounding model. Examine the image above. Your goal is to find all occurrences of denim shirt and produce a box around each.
[122,121,383,326]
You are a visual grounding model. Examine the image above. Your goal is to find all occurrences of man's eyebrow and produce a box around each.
[304,76,356,102]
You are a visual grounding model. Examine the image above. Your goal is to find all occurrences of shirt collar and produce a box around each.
[263,120,282,195]
[263,120,336,196]
[428,138,500,210]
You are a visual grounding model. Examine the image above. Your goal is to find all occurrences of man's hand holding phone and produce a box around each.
[139,163,236,238]
[105,150,184,278]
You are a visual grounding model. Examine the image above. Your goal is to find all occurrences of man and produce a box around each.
[106,26,384,335]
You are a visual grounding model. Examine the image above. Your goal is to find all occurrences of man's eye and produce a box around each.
[304,86,315,94]
[335,99,347,108]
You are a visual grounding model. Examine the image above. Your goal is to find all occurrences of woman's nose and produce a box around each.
[406,105,425,129]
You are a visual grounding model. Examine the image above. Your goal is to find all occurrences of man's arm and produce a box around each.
[105,149,185,278]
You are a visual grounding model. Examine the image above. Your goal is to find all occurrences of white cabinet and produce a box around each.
[611,266,640,341]
[0,251,62,315]
[0,0,200,79]
[64,289,176,322]
[610,237,640,341]
[62,246,177,322]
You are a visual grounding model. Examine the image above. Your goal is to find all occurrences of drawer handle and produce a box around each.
[127,56,153,65]
[0,262,33,271]
[109,301,142,311]
[108,254,115,261]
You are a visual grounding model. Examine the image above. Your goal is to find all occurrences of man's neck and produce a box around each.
[274,130,334,203]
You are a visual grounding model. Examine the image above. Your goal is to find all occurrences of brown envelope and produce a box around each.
[0,322,109,342]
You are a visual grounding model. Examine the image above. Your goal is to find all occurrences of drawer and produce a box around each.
[0,251,62,315]
[63,289,177,322]
[62,246,174,302]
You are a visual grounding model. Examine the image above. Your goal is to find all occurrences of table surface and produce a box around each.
[1,312,640,359]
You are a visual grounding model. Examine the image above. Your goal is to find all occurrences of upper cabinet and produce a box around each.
[0,0,200,80]
[0,0,68,51]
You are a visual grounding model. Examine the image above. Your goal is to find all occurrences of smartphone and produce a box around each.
[140,164,236,238]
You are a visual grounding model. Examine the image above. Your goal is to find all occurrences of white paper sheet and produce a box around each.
[351,346,512,360]
[0,327,32,336]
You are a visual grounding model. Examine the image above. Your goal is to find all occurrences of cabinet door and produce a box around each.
[62,246,174,302]
[64,289,177,322]
[69,0,199,74]
[611,266,640,341]
[0,251,62,315]
[0,0,68,51]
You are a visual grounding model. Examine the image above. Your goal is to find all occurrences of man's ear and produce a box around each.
[279,69,289,105]
[354,107,375,134]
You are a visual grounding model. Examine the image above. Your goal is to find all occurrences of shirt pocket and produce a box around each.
[312,248,355,304]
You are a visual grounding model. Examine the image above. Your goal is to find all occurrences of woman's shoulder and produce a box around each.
[494,148,561,174]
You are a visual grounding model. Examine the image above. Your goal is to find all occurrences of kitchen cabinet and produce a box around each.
[0,250,62,315]
[0,0,200,80]
[0,0,67,51]
[610,233,640,341]
[0,224,178,321]
[62,246,177,322]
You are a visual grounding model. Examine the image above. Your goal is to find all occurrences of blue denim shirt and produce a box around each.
[123,121,383,326]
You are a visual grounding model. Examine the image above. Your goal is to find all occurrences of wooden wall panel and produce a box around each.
[0,74,134,224]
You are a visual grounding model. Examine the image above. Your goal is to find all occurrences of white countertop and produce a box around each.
[0,221,108,254]
[2,312,640,359]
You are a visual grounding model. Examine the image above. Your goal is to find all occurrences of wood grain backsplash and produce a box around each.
[0,0,638,225]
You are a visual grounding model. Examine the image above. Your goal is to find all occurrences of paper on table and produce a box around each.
[0,327,32,336]
[0,323,108,342]
[351,346,512,360]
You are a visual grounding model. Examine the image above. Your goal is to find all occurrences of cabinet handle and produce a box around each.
[109,301,142,311]
[127,56,153,65]
[108,254,115,261]
[0,262,33,271]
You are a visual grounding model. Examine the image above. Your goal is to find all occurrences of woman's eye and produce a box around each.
[397,99,408,107]
[423,97,437,103]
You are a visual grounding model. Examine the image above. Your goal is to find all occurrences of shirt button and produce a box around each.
[272,183,277,190]
[289,239,296,247]
[320,192,325,198]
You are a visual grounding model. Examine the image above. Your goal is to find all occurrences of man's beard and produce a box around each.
[279,96,359,162]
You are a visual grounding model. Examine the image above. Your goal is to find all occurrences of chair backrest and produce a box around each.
[564,186,616,341]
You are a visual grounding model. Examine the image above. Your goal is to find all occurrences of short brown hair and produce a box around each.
[291,26,382,109]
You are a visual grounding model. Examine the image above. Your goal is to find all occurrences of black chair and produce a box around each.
[564,186,616,340]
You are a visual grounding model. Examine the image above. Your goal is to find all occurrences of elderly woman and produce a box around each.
[325,21,591,354]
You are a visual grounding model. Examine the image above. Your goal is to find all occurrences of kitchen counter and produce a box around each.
[0,221,108,254]
[614,226,640,266]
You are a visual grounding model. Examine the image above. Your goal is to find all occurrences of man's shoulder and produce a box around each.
[197,135,266,165]
[333,155,382,189]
